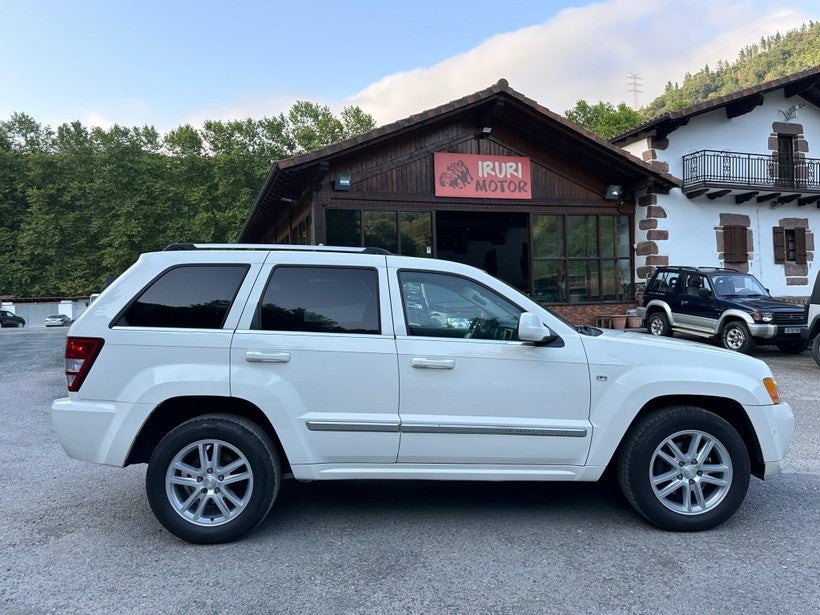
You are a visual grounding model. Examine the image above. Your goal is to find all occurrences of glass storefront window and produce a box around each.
[399,212,433,257]
[327,208,432,257]
[532,213,632,303]
[363,211,399,253]
[326,209,361,246]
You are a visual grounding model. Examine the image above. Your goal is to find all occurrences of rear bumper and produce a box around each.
[51,397,151,466]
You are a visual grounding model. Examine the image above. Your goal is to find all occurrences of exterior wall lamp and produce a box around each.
[334,173,352,191]
[605,185,622,200]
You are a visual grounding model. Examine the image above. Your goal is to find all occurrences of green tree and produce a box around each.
[564,100,643,139]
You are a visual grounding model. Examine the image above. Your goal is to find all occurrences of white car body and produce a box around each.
[51,245,795,541]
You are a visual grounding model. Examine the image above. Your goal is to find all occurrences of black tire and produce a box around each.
[146,414,280,544]
[812,335,820,368]
[617,406,750,531]
[720,321,755,353]
[646,311,671,336]
[775,339,809,354]
[16,321,24,328]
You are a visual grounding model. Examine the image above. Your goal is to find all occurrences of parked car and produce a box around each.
[638,266,808,354]
[45,314,72,327]
[808,271,820,367]
[0,310,25,328]
[52,245,794,543]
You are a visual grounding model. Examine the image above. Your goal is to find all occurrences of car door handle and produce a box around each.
[411,358,456,369]
[245,351,292,363]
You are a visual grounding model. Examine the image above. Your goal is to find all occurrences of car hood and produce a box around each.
[578,328,769,375]
[722,295,804,312]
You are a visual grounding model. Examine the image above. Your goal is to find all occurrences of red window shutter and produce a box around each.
[773,227,786,264]
[795,227,807,265]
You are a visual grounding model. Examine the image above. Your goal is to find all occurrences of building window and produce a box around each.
[326,208,432,257]
[531,214,632,303]
[723,225,748,264]
[773,226,807,264]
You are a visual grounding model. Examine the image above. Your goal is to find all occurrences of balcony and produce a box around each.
[681,149,820,206]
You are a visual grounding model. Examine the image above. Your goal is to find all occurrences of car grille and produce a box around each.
[773,313,806,324]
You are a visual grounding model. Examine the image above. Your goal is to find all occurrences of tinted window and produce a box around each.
[258,267,379,334]
[399,271,521,340]
[647,271,679,295]
[115,265,248,329]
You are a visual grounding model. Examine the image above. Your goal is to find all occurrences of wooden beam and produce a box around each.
[756,193,781,203]
[707,189,732,200]
[777,194,799,204]
[798,195,820,206]
[734,191,759,204]
[685,188,709,199]
[726,94,763,119]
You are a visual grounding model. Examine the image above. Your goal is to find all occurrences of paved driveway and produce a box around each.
[1,327,818,614]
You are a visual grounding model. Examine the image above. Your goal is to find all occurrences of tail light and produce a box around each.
[65,337,104,392]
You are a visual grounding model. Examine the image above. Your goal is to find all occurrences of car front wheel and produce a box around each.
[813,335,820,367]
[146,414,280,544]
[618,406,750,531]
[646,312,671,336]
[721,321,755,353]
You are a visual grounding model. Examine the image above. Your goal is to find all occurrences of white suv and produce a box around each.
[52,244,795,543]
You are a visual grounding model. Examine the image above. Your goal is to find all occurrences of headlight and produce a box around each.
[751,311,773,323]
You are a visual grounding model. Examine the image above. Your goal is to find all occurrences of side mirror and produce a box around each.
[518,312,557,344]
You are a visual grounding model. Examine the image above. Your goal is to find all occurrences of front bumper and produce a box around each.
[747,323,807,341]
[745,401,795,477]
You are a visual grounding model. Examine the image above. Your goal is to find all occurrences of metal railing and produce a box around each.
[682,150,820,191]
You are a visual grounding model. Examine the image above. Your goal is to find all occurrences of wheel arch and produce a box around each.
[124,396,290,474]
[609,395,765,479]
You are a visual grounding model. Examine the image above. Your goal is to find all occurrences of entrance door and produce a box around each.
[435,211,529,292]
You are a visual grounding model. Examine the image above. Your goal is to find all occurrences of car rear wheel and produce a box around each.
[721,321,755,353]
[146,414,280,544]
[646,312,671,336]
[618,406,750,531]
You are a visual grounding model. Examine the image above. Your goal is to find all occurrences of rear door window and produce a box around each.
[256,266,380,334]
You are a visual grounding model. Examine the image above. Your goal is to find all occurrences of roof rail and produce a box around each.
[664,265,739,272]
[163,243,393,255]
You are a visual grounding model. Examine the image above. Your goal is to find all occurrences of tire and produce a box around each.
[16,321,24,328]
[617,406,750,531]
[146,414,281,544]
[775,340,809,354]
[720,321,755,353]
[813,335,820,368]
[646,311,671,337]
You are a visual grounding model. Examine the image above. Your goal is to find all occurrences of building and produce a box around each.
[239,79,677,323]
[611,66,820,299]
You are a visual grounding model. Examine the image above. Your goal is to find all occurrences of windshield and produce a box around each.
[711,273,769,298]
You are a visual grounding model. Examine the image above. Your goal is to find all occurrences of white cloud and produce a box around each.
[351,0,814,124]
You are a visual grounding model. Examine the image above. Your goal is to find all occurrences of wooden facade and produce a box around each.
[239,80,678,323]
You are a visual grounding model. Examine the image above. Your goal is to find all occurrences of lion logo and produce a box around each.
[438,160,473,189]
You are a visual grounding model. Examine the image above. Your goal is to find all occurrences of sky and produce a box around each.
[1,0,818,134]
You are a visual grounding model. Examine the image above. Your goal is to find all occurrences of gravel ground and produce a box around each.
[0,326,817,614]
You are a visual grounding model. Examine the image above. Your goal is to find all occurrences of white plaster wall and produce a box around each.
[629,90,820,297]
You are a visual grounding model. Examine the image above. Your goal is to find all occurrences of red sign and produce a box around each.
[434,152,532,200]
